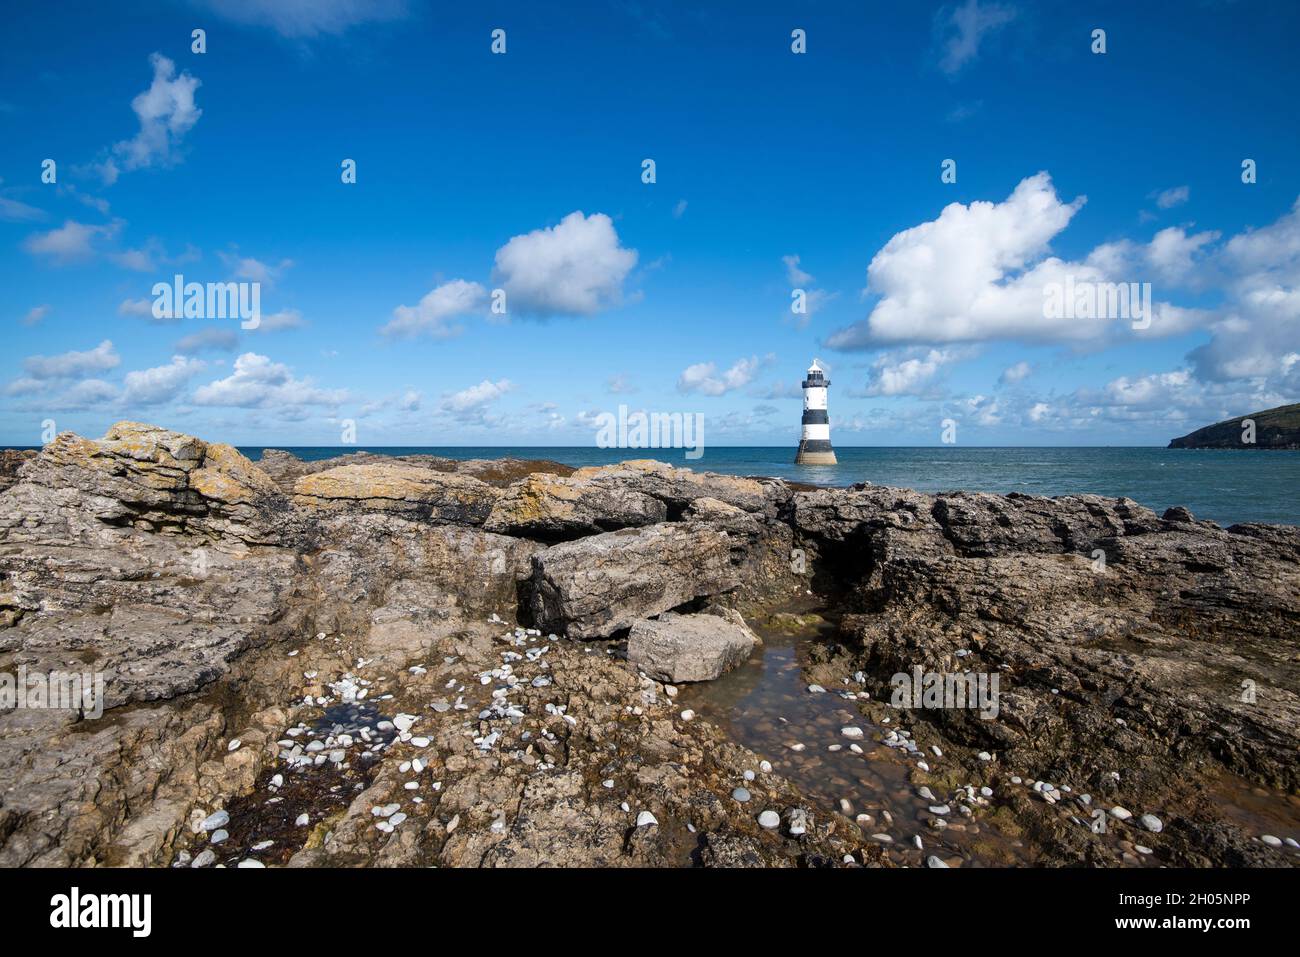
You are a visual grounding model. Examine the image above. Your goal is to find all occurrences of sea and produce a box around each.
[233,445,1300,528]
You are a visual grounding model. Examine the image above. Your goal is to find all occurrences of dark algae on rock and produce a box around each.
[0,422,1297,868]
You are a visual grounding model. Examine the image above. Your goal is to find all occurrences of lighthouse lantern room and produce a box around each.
[795,359,837,465]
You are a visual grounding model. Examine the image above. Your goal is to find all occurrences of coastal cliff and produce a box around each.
[0,423,1296,868]
[1168,402,1300,449]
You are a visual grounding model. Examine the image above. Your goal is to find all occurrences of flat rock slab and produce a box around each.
[529,522,738,639]
[627,610,759,682]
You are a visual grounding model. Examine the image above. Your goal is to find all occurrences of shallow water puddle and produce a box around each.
[678,613,1035,867]
[1207,772,1300,861]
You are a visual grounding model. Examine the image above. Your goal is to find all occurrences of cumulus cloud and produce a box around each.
[22,304,50,326]
[1153,185,1190,209]
[0,195,45,223]
[439,378,514,413]
[382,279,486,338]
[783,254,814,287]
[827,172,1215,350]
[1187,197,1300,385]
[219,253,293,286]
[122,356,206,405]
[863,348,965,397]
[10,378,122,411]
[782,255,838,327]
[193,352,345,408]
[1145,225,1219,284]
[197,0,409,38]
[937,0,1016,75]
[677,356,763,396]
[174,328,240,354]
[119,296,171,323]
[104,54,201,182]
[22,340,120,380]
[251,309,307,332]
[492,211,637,317]
[999,360,1033,385]
[23,220,115,263]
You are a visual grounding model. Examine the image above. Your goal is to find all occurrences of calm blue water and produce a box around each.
[237,446,1300,528]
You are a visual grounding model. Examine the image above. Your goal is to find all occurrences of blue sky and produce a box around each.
[1,0,1298,447]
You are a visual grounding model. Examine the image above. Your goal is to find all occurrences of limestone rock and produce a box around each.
[529,522,739,638]
[0,448,37,493]
[292,462,499,523]
[627,609,760,682]
[484,472,666,538]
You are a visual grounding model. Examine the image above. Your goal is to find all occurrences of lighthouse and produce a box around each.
[795,359,837,465]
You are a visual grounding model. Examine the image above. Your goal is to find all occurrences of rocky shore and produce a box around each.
[1,423,1296,868]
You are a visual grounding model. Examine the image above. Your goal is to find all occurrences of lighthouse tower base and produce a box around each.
[794,440,837,465]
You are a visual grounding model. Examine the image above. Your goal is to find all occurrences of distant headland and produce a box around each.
[1168,402,1300,449]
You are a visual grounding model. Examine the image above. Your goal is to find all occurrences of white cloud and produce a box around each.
[1101,369,1196,410]
[123,356,206,405]
[400,389,421,412]
[219,253,293,285]
[952,393,1005,427]
[864,348,964,397]
[1187,198,1300,385]
[32,379,122,411]
[252,309,307,332]
[108,54,202,179]
[439,378,514,413]
[119,296,171,323]
[23,220,112,263]
[607,374,637,394]
[999,360,1032,385]
[937,0,1016,75]
[492,211,637,317]
[193,352,345,408]
[673,199,688,219]
[827,172,1212,349]
[1145,225,1219,284]
[0,195,45,222]
[22,340,120,380]
[175,328,240,354]
[782,254,838,327]
[678,356,762,396]
[197,0,409,38]
[111,246,157,272]
[829,174,1089,346]
[1154,185,1190,209]
[21,304,50,326]
[382,279,486,338]
[783,254,814,286]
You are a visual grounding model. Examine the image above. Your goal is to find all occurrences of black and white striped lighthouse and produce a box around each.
[795,359,837,465]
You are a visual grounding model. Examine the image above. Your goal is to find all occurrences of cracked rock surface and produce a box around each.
[1,422,1296,867]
